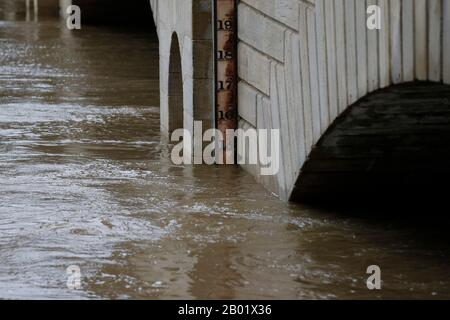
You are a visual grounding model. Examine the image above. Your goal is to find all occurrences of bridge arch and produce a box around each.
[167,32,184,132]
[237,0,450,202]
[68,0,213,137]
[291,81,450,205]
[155,0,214,136]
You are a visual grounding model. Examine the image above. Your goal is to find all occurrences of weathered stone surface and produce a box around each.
[238,3,285,62]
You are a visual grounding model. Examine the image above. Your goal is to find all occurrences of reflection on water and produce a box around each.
[1,2,450,300]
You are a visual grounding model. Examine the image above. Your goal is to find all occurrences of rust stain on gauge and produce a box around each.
[215,0,237,162]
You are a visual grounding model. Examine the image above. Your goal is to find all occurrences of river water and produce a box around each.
[1,2,450,300]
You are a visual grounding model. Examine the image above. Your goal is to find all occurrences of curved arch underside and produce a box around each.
[291,82,450,205]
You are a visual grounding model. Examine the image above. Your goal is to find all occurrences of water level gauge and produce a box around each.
[214,0,238,161]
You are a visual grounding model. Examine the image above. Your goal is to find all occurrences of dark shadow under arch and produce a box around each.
[291,82,450,209]
[71,0,156,29]
[168,32,184,132]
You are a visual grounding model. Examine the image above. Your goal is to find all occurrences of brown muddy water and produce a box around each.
[1,2,450,300]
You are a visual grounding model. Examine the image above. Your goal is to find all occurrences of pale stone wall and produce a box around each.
[237,0,450,200]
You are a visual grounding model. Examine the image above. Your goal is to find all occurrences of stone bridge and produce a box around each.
[237,0,450,202]
[52,0,450,203]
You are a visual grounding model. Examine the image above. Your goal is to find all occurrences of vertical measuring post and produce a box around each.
[214,0,238,163]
